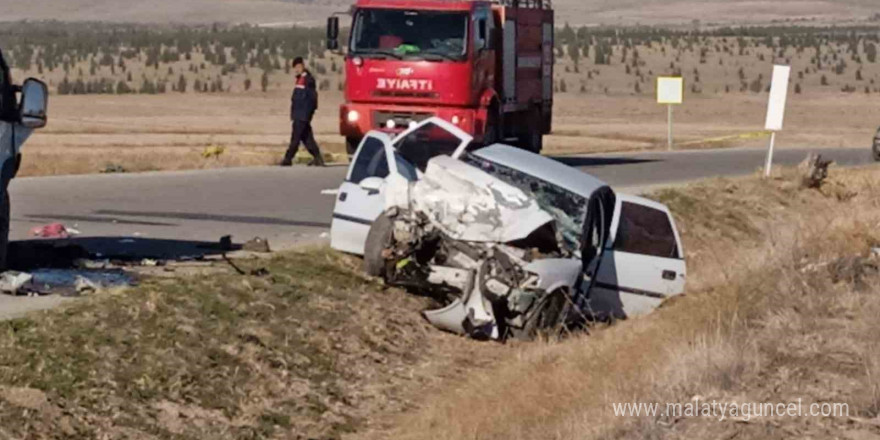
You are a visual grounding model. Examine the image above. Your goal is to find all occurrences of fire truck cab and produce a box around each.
[328,0,554,154]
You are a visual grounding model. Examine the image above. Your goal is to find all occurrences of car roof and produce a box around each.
[469,144,610,198]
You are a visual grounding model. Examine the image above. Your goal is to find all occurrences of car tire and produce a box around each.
[511,288,572,340]
[873,127,880,162]
[363,211,395,277]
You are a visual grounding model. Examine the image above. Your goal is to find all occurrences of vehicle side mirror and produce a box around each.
[19,78,48,129]
[327,17,340,51]
[360,176,384,194]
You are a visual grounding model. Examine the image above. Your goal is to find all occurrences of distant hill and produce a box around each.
[0,0,876,26]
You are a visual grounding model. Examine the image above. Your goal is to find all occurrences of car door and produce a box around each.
[587,194,687,319]
[330,133,397,255]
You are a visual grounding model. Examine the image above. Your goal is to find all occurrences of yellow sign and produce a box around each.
[657,77,684,105]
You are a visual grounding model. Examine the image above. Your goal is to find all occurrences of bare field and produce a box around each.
[18,90,879,176]
[0,0,876,26]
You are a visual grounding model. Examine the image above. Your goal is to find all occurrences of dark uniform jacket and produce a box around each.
[0,49,18,123]
[290,70,318,123]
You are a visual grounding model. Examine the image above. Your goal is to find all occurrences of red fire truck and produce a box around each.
[326,0,554,154]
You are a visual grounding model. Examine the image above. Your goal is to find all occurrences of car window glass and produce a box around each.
[396,122,461,172]
[614,202,679,259]
[394,153,418,181]
[350,137,389,184]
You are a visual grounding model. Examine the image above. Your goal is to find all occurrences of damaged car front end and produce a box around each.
[372,154,590,340]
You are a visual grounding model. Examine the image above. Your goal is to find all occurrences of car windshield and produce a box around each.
[463,154,588,254]
[351,9,469,61]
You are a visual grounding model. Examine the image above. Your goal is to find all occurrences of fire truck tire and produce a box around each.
[873,127,880,161]
[483,105,501,146]
[346,137,361,157]
[517,109,544,153]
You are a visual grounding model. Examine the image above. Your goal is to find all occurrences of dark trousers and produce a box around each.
[283,120,322,164]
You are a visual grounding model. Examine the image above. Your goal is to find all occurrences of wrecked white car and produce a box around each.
[330,118,686,340]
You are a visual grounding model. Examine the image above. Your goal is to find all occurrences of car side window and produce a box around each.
[350,137,389,184]
[614,202,679,259]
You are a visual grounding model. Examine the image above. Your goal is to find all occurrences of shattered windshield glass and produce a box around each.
[463,154,588,254]
[351,9,469,61]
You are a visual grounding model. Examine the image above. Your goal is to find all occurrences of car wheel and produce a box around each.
[363,211,395,277]
[873,127,880,162]
[512,288,572,340]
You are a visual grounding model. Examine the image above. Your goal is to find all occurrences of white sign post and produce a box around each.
[657,77,684,151]
[764,65,791,177]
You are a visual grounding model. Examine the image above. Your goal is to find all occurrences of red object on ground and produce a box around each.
[30,223,69,239]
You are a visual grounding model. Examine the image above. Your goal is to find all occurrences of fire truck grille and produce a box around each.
[373,111,434,129]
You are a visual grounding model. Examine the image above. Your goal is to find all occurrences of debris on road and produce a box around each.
[100,163,127,174]
[0,272,34,294]
[30,223,73,239]
[242,237,271,253]
[219,235,234,251]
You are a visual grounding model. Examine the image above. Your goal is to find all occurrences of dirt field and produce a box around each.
[19,90,880,176]
[0,0,875,26]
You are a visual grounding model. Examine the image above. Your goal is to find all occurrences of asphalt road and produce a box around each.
[1,145,873,318]
[10,146,875,256]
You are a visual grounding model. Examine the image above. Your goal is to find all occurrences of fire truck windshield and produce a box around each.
[351,9,469,61]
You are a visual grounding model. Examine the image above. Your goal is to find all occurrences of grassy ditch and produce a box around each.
[0,249,442,439]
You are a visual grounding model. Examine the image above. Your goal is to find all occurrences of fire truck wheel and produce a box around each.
[873,127,880,161]
[519,128,543,153]
[346,137,361,157]
[483,105,501,146]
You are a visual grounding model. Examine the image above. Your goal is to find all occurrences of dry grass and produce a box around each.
[380,165,880,439]
[0,248,477,439]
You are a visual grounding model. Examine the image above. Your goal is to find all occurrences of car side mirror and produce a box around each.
[19,78,48,129]
[327,17,340,51]
[360,176,384,194]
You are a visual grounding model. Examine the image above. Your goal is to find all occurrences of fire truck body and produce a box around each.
[331,0,554,153]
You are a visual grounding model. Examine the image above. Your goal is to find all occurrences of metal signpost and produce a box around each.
[764,65,791,177]
[657,77,684,151]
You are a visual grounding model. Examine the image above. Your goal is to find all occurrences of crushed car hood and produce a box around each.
[407,155,555,243]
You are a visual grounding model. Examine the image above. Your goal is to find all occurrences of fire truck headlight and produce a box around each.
[347,110,360,123]
[451,115,461,125]
[408,120,418,129]
[386,119,396,129]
